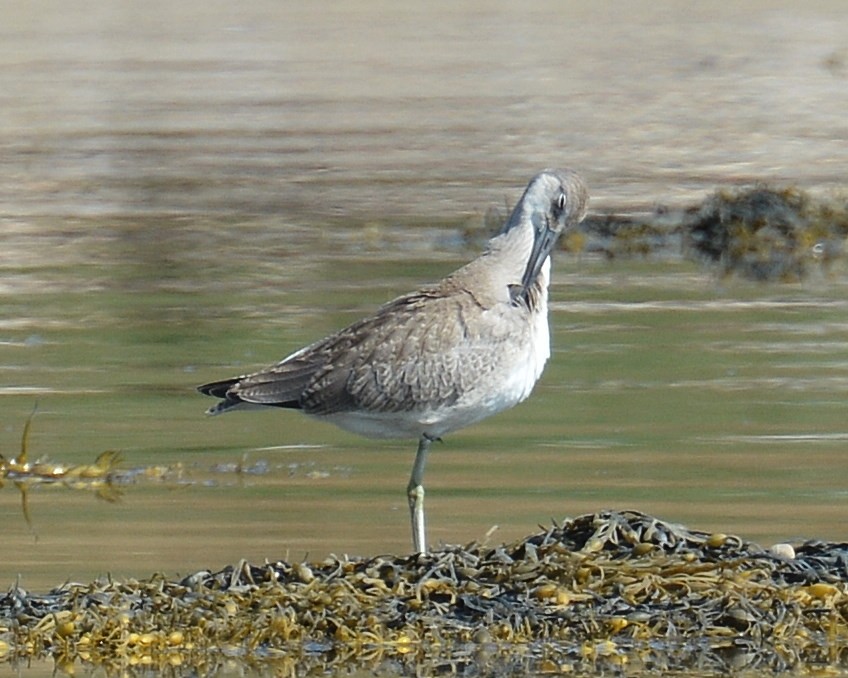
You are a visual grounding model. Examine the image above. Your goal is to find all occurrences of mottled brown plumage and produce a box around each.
[199,169,589,552]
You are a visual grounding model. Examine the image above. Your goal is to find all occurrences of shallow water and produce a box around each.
[2,1,848,675]
[4,226,848,593]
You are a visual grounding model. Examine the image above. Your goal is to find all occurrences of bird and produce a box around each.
[198,169,589,554]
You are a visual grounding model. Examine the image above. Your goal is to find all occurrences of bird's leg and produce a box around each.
[407,434,432,554]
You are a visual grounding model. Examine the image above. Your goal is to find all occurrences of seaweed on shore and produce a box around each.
[3,510,848,676]
[682,185,848,281]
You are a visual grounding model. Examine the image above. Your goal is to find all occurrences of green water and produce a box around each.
[3,217,847,593]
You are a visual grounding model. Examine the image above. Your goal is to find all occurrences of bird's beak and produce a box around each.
[519,222,560,296]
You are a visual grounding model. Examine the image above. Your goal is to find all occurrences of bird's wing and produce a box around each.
[218,284,518,416]
[300,286,519,415]
[198,338,334,411]
[222,350,327,408]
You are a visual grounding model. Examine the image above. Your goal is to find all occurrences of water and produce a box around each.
[1,2,848,674]
[4,224,848,592]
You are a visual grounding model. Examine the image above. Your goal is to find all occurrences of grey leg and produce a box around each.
[407,435,432,554]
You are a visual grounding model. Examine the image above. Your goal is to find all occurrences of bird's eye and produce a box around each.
[556,193,566,211]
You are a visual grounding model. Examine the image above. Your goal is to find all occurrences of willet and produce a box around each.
[198,169,589,553]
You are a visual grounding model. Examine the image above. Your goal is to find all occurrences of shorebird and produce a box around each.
[198,169,589,553]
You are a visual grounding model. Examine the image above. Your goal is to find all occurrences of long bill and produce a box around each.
[515,225,559,303]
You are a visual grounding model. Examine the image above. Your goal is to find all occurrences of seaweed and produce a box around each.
[3,510,848,675]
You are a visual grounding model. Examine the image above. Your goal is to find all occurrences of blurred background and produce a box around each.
[2,1,847,591]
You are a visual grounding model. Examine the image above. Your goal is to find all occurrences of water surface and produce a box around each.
[4,228,848,592]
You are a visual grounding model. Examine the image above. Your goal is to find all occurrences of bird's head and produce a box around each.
[503,169,589,302]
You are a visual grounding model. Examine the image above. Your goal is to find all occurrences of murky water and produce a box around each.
[2,2,848,675]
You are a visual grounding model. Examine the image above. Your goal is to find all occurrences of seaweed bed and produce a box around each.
[3,510,848,676]
[565,184,848,280]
